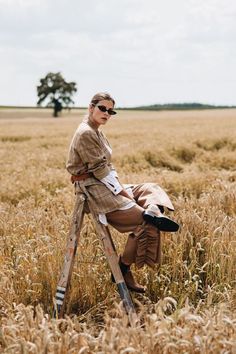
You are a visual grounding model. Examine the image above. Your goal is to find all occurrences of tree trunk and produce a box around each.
[53,99,62,117]
[53,105,58,117]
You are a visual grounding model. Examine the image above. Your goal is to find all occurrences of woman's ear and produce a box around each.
[89,104,94,114]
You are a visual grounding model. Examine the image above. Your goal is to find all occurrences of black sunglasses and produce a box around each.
[97,105,117,115]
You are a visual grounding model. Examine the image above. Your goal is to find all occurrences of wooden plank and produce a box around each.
[53,193,85,318]
[88,207,138,325]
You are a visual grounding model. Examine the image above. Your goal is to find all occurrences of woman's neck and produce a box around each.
[85,116,100,130]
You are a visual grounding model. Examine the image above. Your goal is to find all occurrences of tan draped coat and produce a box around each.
[66,118,174,214]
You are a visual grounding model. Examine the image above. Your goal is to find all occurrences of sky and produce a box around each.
[0,0,236,107]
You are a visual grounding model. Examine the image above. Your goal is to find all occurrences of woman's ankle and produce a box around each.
[120,255,132,267]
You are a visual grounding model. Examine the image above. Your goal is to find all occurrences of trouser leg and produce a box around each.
[106,204,144,233]
[121,233,137,265]
[106,205,144,265]
[106,205,161,268]
[131,182,175,211]
[131,183,179,232]
[121,226,161,268]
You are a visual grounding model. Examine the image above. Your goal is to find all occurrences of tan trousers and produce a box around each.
[106,183,174,269]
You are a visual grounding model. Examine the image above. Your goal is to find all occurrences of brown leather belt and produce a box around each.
[71,173,92,184]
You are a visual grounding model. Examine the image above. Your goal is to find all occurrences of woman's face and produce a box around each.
[89,99,115,128]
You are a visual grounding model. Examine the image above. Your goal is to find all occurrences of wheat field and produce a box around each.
[0,108,236,353]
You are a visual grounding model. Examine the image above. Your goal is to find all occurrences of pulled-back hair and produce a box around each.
[90,92,115,106]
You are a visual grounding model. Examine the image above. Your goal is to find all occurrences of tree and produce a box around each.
[37,72,77,117]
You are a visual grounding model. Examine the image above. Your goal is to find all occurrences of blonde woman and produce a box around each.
[67,92,179,293]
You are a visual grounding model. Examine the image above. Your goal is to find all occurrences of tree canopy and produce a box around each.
[37,72,77,117]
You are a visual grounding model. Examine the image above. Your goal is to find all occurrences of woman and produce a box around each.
[66,92,179,293]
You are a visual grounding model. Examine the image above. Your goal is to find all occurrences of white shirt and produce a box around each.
[100,144,135,210]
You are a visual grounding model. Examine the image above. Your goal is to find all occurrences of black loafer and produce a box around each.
[143,210,180,232]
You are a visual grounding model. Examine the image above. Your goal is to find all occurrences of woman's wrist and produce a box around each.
[118,189,134,201]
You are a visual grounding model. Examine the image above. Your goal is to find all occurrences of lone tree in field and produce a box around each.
[37,72,77,117]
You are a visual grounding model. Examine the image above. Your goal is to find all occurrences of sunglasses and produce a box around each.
[97,105,117,115]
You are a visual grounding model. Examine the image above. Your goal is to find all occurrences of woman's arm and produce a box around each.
[78,130,110,179]
[100,170,134,201]
[78,130,134,201]
[117,188,134,201]
[115,175,135,201]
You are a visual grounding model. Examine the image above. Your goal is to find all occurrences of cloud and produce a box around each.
[0,0,236,106]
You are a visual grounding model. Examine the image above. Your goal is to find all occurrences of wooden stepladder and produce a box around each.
[53,190,137,324]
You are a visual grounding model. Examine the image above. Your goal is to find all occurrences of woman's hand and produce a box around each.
[118,189,135,201]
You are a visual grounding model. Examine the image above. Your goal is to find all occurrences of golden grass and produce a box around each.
[0,108,236,353]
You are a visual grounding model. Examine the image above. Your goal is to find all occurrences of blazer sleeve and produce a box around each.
[78,130,110,179]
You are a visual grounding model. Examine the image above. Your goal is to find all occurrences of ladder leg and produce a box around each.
[53,194,85,318]
[89,209,138,325]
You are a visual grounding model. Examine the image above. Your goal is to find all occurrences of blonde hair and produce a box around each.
[90,92,115,107]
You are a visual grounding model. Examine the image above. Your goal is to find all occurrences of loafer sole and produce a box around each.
[143,213,179,232]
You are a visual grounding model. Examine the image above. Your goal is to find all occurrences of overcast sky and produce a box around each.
[0,0,236,107]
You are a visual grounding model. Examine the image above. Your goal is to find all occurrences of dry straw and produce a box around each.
[0,108,235,352]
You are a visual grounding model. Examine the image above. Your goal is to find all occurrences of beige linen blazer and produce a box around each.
[66,118,131,213]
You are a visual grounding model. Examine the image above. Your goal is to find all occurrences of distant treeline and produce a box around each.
[1,103,236,111]
[121,103,236,111]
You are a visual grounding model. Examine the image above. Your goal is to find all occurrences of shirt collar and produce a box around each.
[83,117,99,131]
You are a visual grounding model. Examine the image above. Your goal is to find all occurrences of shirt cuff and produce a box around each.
[100,171,123,195]
[110,169,118,178]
